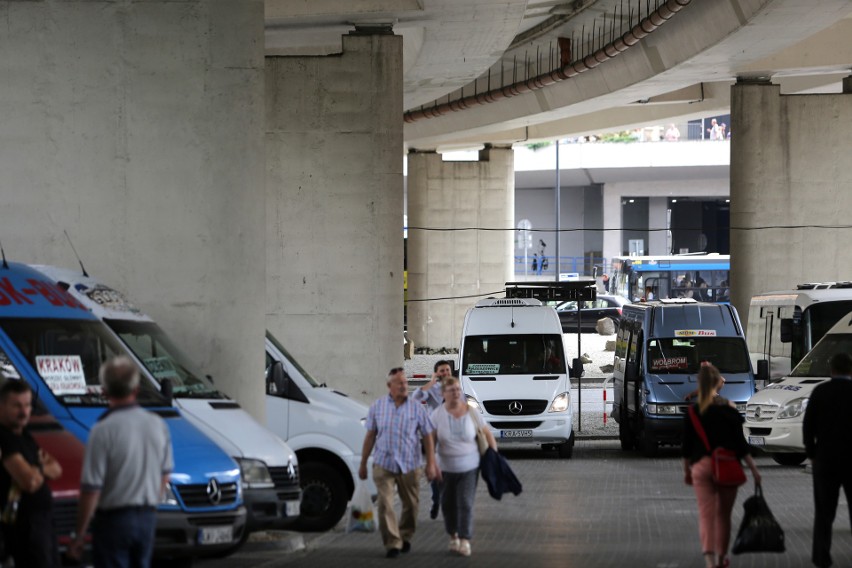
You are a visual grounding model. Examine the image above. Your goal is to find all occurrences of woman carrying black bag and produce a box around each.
[682,363,762,568]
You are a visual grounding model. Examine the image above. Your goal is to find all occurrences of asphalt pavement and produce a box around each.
[198,439,852,568]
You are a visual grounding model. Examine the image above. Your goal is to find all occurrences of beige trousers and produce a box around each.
[373,465,421,550]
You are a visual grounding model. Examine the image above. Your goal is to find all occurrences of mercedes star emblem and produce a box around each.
[207,478,222,505]
[509,401,523,415]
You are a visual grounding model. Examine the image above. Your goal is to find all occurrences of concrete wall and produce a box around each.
[407,148,514,350]
[602,179,729,261]
[266,34,403,402]
[0,1,267,417]
[731,82,852,322]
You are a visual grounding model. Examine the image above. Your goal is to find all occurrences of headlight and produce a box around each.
[548,392,570,413]
[735,402,747,413]
[466,395,482,413]
[236,458,275,489]
[777,397,809,420]
[647,404,679,415]
[161,483,179,507]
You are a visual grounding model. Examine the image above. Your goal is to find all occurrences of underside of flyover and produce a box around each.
[0,0,850,412]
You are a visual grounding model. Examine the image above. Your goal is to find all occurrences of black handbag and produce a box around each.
[732,485,785,554]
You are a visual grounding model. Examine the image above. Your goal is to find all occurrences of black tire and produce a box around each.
[557,431,575,459]
[772,453,807,466]
[618,406,635,451]
[295,462,349,532]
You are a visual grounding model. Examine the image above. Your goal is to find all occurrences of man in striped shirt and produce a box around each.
[359,367,438,558]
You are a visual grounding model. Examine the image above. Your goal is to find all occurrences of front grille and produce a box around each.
[53,498,77,537]
[484,399,548,416]
[489,421,542,429]
[269,465,301,501]
[188,514,239,527]
[746,403,779,422]
[175,482,238,508]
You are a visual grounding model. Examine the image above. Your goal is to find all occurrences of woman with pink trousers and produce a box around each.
[682,363,761,568]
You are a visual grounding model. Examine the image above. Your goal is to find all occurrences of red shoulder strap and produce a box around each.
[688,405,711,451]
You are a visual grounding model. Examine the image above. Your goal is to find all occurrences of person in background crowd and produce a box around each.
[682,363,761,568]
[803,352,852,568]
[69,357,173,568]
[601,273,610,292]
[0,379,62,568]
[665,123,681,141]
[412,360,454,519]
[359,368,438,558]
[430,377,496,557]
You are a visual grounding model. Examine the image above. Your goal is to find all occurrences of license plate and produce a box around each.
[198,526,233,545]
[748,436,765,446]
[501,429,533,438]
[285,500,300,517]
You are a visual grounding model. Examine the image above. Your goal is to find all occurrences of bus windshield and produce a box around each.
[106,319,222,399]
[462,335,565,375]
[0,318,166,407]
[790,334,852,378]
[646,337,750,374]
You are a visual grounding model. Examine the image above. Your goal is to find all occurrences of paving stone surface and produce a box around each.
[198,441,852,568]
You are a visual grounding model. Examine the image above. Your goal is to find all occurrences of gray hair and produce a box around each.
[99,356,141,398]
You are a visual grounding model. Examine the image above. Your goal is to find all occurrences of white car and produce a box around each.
[744,309,852,466]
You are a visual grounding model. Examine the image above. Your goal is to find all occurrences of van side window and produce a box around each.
[626,329,639,367]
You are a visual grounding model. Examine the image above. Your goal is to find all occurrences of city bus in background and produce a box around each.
[609,254,730,303]
[746,282,852,385]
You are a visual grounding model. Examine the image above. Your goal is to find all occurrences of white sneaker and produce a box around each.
[459,539,471,557]
[449,536,460,553]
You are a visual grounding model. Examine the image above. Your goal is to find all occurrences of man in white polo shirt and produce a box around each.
[68,356,173,567]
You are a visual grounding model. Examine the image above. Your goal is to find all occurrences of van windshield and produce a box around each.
[646,337,750,374]
[462,335,565,375]
[0,318,166,406]
[106,319,223,399]
[790,334,852,377]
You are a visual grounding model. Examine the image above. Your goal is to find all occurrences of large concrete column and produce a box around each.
[602,185,623,265]
[648,197,669,255]
[731,81,852,322]
[0,2,266,418]
[407,147,514,350]
[266,33,403,402]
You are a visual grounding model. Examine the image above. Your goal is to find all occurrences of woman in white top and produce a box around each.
[430,377,497,557]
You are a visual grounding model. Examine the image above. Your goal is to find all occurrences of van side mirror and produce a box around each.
[779,318,793,343]
[625,361,640,382]
[161,377,174,405]
[756,359,769,388]
[570,358,583,379]
[267,361,287,396]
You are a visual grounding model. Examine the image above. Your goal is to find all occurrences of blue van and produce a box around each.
[612,299,757,456]
[0,262,246,562]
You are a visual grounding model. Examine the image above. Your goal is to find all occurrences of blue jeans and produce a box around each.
[441,468,479,540]
[92,507,157,568]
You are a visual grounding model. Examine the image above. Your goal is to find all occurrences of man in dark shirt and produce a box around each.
[0,379,62,568]
[803,352,852,568]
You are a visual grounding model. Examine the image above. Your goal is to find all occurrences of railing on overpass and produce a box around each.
[514,255,608,279]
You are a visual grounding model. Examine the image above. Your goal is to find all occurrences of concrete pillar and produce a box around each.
[731,82,852,322]
[648,197,669,255]
[407,147,514,350]
[266,33,403,402]
[602,185,623,266]
[0,1,266,418]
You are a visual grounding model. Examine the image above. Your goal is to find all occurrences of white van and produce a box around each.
[744,309,852,466]
[264,332,372,531]
[34,266,302,539]
[458,283,592,459]
[747,283,852,385]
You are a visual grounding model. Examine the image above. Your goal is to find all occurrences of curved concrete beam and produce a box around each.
[404,0,852,148]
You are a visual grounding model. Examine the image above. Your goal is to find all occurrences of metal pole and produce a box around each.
[555,139,561,280]
[577,300,582,431]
